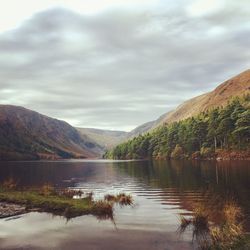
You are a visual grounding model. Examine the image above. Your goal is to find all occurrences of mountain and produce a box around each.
[127,121,155,138]
[1,70,249,160]
[0,105,103,160]
[130,69,250,135]
[106,70,250,160]
[76,127,127,150]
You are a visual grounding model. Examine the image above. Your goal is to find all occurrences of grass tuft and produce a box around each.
[179,201,248,249]
[104,193,133,206]
[58,188,83,199]
[38,184,56,196]
[2,178,18,190]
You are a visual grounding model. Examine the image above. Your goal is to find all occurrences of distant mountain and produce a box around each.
[130,69,250,135]
[0,105,103,160]
[76,127,127,150]
[127,121,155,138]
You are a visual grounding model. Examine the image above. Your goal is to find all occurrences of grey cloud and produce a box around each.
[0,1,249,131]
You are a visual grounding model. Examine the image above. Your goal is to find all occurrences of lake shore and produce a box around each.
[114,149,250,161]
[191,149,250,161]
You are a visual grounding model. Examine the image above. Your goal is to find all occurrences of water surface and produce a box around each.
[0,160,249,250]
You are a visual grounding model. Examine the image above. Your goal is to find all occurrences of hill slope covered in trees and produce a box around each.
[128,69,250,137]
[105,94,250,160]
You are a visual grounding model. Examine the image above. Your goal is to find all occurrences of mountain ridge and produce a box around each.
[0,105,103,160]
[76,127,127,150]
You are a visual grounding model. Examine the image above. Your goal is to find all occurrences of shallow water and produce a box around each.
[0,159,249,250]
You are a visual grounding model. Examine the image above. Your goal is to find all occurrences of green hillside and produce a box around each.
[105,95,250,160]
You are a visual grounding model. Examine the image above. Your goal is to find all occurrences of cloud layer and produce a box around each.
[0,0,249,130]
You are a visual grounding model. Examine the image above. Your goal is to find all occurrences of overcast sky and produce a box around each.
[0,0,249,131]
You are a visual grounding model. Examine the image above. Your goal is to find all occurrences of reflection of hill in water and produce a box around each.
[0,161,99,187]
[115,160,250,227]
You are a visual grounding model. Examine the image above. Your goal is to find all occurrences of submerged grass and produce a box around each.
[180,206,210,244]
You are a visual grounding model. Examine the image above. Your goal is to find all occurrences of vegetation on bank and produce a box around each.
[0,179,133,219]
[179,201,249,249]
[105,95,250,160]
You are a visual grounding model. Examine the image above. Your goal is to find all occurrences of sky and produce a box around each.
[0,0,249,131]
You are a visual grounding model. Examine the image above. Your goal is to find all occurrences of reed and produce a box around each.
[179,201,248,249]
[104,193,133,206]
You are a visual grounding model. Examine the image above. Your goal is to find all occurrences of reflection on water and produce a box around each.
[117,160,250,217]
[0,160,249,250]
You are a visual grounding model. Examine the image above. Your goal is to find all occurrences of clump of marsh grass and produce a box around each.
[58,188,83,199]
[38,183,56,196]
[92,200,114,220]
[104,193,133,206]
[104,194,116,202]
[209,202,246,250]
[179,201,247,250]
[117,193,133,206]
[223,202,242,224]
[179,205,210,248]
[2,178,18,190]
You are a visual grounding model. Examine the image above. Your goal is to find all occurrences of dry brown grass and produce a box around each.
[2,178,17,190]
[38,183,56,196]
[117,193,133,206]
[223,202,242,224]
[209,202,245,250]
[179,201,247,249]
[92,200,114,220]
[58,188,83,198]
[104,193,133,206]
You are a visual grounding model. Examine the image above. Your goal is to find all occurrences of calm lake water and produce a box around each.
[0,160,249,250]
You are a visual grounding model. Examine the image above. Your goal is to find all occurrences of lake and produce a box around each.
[0,160,249,250]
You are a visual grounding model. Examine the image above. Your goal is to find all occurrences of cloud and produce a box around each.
[0,1,249,131]
[187,0,225,17]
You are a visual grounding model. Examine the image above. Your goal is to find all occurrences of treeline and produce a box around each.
[105,95,250,160]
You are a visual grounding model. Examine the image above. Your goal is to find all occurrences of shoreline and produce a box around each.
[0,187,133,220]
[109,150,250,161]
[1,155,250,162]
[0,188,113,219]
